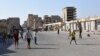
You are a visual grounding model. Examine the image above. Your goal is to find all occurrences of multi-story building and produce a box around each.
[0,18,21,33]
[43,15,51,24]
[27,14,34,29]
[0,19,7,33]
[22,21,28,28]
[62,7,76,21]
[7,17,20,33]
[43,15,62,31]
[50,15,62,23]
[43,15,62,24]
[62,7,76,30]
[37,17,43,28]
[27,14,43,30]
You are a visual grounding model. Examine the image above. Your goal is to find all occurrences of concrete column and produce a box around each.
[91,21,96,31]
[81,22,84,31]
[73,23,76,30]
[86,22,88,31]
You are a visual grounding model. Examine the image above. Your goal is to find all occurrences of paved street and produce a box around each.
[1,31,100,56]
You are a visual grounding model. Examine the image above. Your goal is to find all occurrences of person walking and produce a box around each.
[68,29,71,39]
[34,31,38,45]
[2,32,7,46]
[78,21,82,39]
[79,29,82,39]
[20,30,23,39]
[57,29,59,35]
[25,29,33,49]
[13,30,19,48]
[70,30,77,45]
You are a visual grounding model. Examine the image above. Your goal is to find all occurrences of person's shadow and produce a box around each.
[38,44,57,46]
[29,47,58,49]
[77,43,100,46]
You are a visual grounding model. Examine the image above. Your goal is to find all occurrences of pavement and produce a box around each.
[0,31,100,56]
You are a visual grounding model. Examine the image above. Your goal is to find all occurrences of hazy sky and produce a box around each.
[0,0,100,25]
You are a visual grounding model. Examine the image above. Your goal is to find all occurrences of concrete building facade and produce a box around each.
[0,17,20,34]
[43,15,62,24]
[62,7,76,22]
[22,21,28,28]
[50,15,62,23]
[7,17,20,33]
[43,15,51,24]
[27,14,43,30]
[43,15,62,31]
[0,19,7,33]
[62,7,76,30]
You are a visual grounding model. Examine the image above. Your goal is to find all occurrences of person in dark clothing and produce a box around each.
[2,32,7,46]
[57,29,59,35]
[79,28,82,39]
[13,30,19,48]
[34,31,38,45]
[78,21,82,39]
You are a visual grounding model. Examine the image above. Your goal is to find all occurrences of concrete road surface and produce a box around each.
[1,31,100,56]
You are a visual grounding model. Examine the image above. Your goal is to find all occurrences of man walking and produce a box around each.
[13,30,19,48]
[78,21,82,39]
[57,29,60,35]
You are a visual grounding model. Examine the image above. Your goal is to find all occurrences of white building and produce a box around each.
[64,16,100,32]
[43,16,100,32]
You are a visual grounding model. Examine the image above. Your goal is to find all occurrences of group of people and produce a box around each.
[0,31,13,46]
[13,28,38,49]
[1,27,80,49]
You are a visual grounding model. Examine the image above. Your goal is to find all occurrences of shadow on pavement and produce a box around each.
[0,49,16,56]
[83,38,95,39]
[0,55,8,56]
[0,38,16,56]
[76,38,95,40]
[29,47,58,49]
[38,44,57,46]
[77,43,100,46]
[18,47,58,50]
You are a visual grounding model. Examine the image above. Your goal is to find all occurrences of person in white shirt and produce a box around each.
[34,31,38,45]
[25,29,33,49]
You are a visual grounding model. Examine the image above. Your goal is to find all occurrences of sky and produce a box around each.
[0,0,100,25]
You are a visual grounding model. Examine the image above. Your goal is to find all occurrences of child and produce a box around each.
[70,30,77,45]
